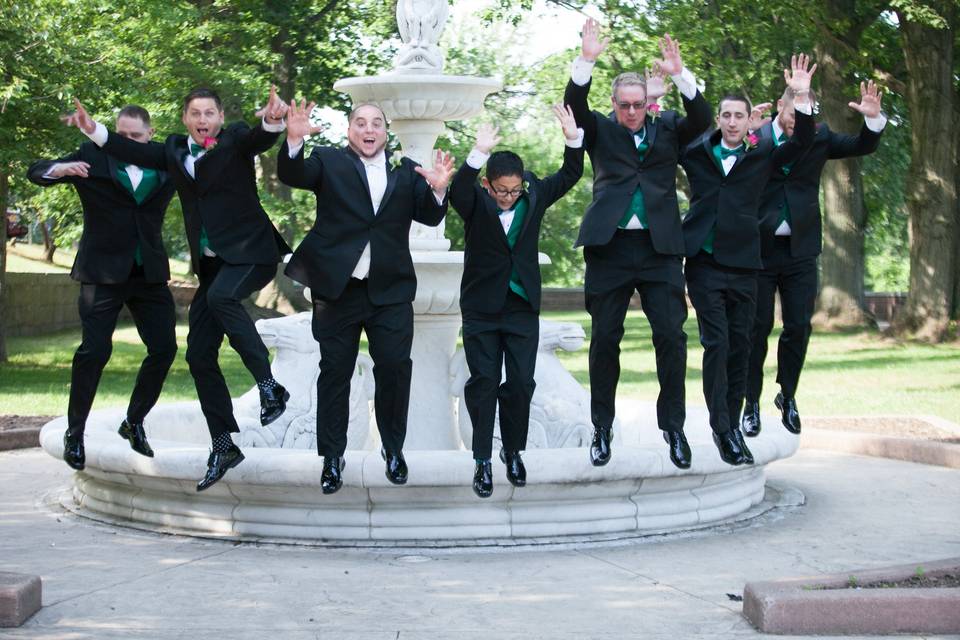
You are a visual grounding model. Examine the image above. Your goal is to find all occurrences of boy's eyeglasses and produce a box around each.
[491,187,524,197]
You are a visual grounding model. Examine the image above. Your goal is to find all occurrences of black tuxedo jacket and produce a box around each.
[278,143,448,306]
[100,121,291,273]
[450,144,584,314]
[679,110,814,269]
[564,78,712,253]
[27,142,175,284]
[757,120,882,259]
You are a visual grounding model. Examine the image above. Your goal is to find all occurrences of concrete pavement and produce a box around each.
[0,447,958,639]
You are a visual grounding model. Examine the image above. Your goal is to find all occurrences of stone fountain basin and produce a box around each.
[39,399,798,544]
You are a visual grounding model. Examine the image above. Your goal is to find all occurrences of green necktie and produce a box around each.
[502,196,530,301]
[617,135,650,228]
[775,130,793,227]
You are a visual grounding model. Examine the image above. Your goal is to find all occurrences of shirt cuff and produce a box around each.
[432,188,447,204]
[287,140,304,158]
[571,56,595,87]
[87,121,108,147]
[865,113,887,133]
[565,128,585,148]
[262,117,286,133]
[794,100,812,116]
[670,67,698,100]
[42,165,62,180]
[466,148,490,170]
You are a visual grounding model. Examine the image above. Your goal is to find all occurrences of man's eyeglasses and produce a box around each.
[617,102,647,112]
[490,187,524,197]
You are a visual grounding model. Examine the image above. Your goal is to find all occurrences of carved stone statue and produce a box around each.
[395,0,449,73]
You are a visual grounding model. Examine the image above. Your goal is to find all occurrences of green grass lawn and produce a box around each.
[1,311,958,422]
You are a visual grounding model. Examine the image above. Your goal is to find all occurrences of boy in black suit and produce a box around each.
[742,80,886,437]
[449,106,584,498]
[680,55,816,466]
[278,99,454,495]
[65,87,292,490]
[29,105,177,471]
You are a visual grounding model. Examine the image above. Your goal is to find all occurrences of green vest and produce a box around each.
[775,130,792,227]
[617,133,650,228]
[502,195,530,301]
[116,164,160,266]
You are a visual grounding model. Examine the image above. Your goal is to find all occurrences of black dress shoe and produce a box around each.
[260,384,290,426]
[63,432,85,471]
[118,420,154,457]
[321,456,345,495]
[589,426,612,466]
[775,392,801,434]
[741,401,761,437]
[662,430,692,469]
[473,460,493,498]
[499,448,527,487]
[196,446,245,492]
[712,430,746,466]
[381,447,408,485]
[731,427,754,465]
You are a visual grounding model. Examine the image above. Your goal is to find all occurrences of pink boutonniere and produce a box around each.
[743,133,759,150]
[646,104,661,121]
[202,136,218,151]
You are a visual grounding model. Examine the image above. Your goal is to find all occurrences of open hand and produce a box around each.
[286,99,325,144]
[645,63,668,101]
[784,53,817,98]
[748,102,773,131]
[581,18,609,62]
[656,34,683,76]
[414,149,456,191]
[61,98,97,135]
[553,104,578,141]
[848,80,882,118]
[474,123,501,154]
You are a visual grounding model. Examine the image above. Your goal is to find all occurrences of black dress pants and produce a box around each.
[311,279,413,458]
[67,276,177,438]
[684,251,758,434]
[746,237,818,402]
[584,229,687,434]
[462,291,539,460]
[185,256,276,438]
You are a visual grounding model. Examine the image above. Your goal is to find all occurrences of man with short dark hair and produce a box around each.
[565,18,712,471]
[278,98,454,495]
[64,85,292,491]
[450,107,584,498]
[742,80,886,437]
[680,55,817,466]
[29,105,177,471]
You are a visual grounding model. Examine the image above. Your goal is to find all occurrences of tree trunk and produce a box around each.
[811,2,879,329]
[892,4,957,342]
[39,217,56,263]
[0,168,9,362]
[953,84,960,321]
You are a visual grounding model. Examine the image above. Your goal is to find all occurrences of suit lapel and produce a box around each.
[344,148,375,214]
[104,153,130,200]
[173,136,195,183]
[377,160,400,216]
[645,119,658,153]
[703,132,722,174]
[483,195,511,249]
[516,183,537,243]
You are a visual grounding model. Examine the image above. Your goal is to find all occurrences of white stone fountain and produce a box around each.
[39,0,800,544]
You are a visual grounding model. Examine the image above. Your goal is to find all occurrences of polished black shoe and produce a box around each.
[741,401,761,437]
[260,384,290,426]
[63,432,85,471]
[118,420,154,458]
[381,447,408,485]
[196,446,245,492]
[321,456,345,495]
[662,430,692,469]
[499,448,527,487]
[589,426,612,466]
[473,460,493,498]
[731,427,754,465]
[712,430,746,466]
[775,392,801,434]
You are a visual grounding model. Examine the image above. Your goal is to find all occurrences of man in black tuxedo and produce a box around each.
[741,82,886,438]
[29,105,177,471]
[680,55,816,465]
[450,107,584,498]
[65,87,292,490]
[277,99,454,495]
[565,18,712,470]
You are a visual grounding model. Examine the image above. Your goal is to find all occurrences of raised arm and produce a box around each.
[412,149,454,226]
[277,98,325,190]
[771,53,817,167]
[64,98,167,169]
[563,17,607,149]
[237,84,288,156]
[828,80,886,159]
[538,105,585,208]
[652,35,711,144]
[450,123,501,221]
